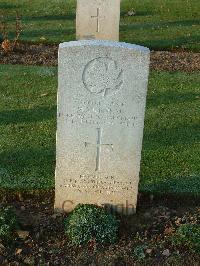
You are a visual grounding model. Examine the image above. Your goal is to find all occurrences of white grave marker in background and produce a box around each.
[76,0,120,41]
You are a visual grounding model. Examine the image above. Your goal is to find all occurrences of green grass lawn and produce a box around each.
[0,0,199,50]
[0,64,199,195]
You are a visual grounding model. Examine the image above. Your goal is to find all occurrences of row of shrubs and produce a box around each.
[0,204,200,252]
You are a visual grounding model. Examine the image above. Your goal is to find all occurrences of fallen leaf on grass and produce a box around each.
[15,248,22,255]
[40,93,48,97]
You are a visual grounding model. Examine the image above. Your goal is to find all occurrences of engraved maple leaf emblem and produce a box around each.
[83,57,123,96]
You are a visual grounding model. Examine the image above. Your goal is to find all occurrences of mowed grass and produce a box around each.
[0,65,57,190]
[0,64,199,195]
[0,0,199,50]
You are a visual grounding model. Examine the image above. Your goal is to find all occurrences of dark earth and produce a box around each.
[0,42,200,265]
[0,42,200,72]
[0,191,200,265]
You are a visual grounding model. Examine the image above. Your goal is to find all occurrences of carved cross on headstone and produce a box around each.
[91,8,105,33]
[85,128,113,171]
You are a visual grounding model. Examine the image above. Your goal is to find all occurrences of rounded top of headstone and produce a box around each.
[59,40,150,54]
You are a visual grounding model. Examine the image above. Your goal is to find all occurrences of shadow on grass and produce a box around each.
[146,35,200,49]
[0,146,55,166]
[120,19,200,31]
[0,106,56,125]
[143,123,199,148]
[140,175,200,196]
[0,2,19,9]
[147,91,199,107]
[26,14,75,22]
[0,147,55,189]
[5,13,75,23]
[122,34,200,50]
[21,28,75,39]
[121,10,154,17]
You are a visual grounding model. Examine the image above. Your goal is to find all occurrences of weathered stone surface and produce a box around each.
[76,0,120,41]
[55,40,150,215]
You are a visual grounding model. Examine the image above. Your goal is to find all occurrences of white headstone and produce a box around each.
[76,0,120,41]
[55,40,150,215]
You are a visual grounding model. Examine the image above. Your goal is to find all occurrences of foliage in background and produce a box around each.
[172,224,200,253]
[0,12,22,53]
[0,206,18,241]
[64,204,119,246]
[0,0,199,50]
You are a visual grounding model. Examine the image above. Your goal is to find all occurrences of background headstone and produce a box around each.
[76,0,121,41]
[55,40,150,215]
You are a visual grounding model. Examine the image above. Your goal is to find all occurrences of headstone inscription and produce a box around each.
[76,0,120,41]
[55,40,150,215]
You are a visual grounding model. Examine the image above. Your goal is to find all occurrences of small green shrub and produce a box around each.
[0,206,18,240]
[64,204,119,246]
[133,244,147,261]
[172,224,200,253]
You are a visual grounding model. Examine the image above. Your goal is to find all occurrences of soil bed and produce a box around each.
[0,42,200,72]
[0,192,200,265]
